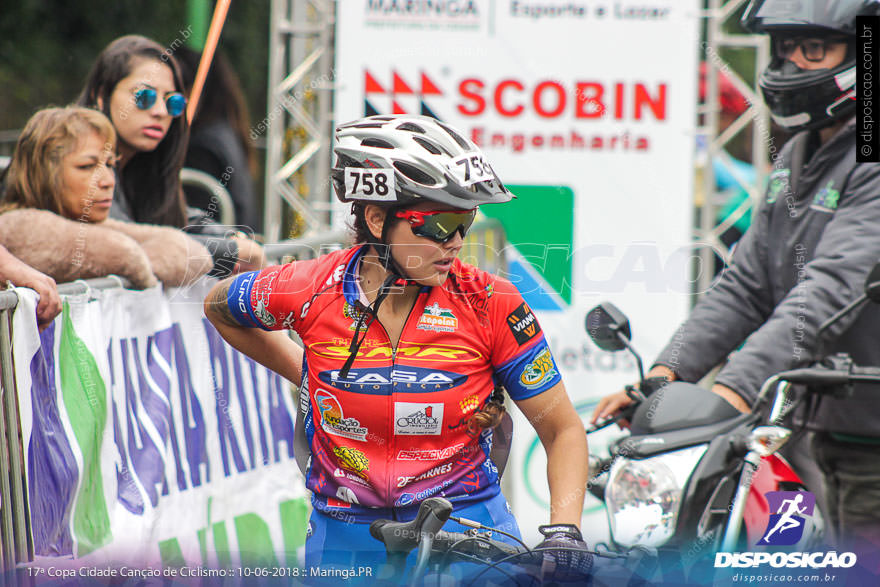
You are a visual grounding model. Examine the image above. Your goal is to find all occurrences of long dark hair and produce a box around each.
[176,47,257,176]
[77,34,189,227]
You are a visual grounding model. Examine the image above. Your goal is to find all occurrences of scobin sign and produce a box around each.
[334,0,699,546]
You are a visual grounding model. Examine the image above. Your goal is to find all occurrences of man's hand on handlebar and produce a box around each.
[711,383,751,414]
[589,365,675,427]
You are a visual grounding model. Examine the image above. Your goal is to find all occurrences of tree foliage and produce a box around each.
[0,1,270,133]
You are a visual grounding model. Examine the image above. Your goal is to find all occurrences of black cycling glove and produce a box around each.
[535,523,593,582]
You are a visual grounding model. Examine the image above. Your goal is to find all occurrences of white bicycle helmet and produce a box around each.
[331,114,513,209]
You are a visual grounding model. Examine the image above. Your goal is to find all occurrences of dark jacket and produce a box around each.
[184,121,260,232]
[655,118,880,436]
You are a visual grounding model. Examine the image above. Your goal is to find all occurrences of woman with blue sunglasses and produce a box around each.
[77,35,264,276]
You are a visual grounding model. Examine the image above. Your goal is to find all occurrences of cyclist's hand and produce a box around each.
[535,524,593,582]
[232,236,266,273]
[590,390,634,426]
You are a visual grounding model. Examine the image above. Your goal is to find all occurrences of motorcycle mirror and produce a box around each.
[585,303,632,352]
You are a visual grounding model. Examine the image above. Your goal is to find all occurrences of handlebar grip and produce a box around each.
[850,366,880,380]
[369,519,391,542]
[369,497,454,554]
[775,367,851,386]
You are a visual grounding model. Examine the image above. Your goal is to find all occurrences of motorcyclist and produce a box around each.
[592,0,880,556]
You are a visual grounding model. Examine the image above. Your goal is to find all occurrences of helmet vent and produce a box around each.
[437,122,470,149]
[412,136,445,155]
[393,161,437,186]
[361,138,394,149]
[397,122,426,133]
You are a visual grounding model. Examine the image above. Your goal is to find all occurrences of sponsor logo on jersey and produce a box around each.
[333,446,370,478]
[394,402,444,435]
[310,340,482,363]
[519,347,558,389]
[395,493,415,507]
[416,302,459,332]
[326,496,351,509]
[335,486,360,505]
[316,389,369,441]
[447,414,480,437]
[342,301,370,330]
[459,394,480,413]
[507,302,541,345]
[235,272,256,315]
[397,443,469,461]
[282,310,297,329]
[253,270,281,327]
[333,467,371,488]
[397,462,454,488]
[325,263,345,287]
[318,366,466,393]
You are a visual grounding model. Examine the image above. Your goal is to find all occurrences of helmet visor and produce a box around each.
[744,0,876,36]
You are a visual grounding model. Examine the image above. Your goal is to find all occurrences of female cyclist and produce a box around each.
[76,35,264,276]
[204,115,589,578]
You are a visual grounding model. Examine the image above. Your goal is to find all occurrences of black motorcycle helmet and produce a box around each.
[742,0,880,132]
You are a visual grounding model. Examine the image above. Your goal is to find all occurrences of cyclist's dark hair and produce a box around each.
[350,202,371,244]
[350,202,407,245]
[468,397,506,431]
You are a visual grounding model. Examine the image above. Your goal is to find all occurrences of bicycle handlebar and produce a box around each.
[369,497,453,554]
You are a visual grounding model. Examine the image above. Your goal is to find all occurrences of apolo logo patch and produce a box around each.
[519,347,558,390]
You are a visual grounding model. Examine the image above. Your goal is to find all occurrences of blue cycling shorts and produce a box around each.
[304,492,521,583]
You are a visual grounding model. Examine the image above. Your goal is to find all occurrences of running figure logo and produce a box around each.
[758,491,816,546]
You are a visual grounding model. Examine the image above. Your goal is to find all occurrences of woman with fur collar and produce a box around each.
[0,106,212,288]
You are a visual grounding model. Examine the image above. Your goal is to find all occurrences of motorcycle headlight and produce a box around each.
[605,444,708,548]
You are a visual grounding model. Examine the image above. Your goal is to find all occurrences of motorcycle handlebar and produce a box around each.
[774,365,880,386]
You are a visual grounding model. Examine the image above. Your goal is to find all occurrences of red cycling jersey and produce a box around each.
[225,245,561,518]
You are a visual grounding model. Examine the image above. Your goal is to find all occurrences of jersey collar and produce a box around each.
[342,245,432,306]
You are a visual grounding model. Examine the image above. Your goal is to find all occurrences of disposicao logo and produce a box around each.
[714,491,856,569]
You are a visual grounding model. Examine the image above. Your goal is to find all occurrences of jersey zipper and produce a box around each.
[372,290,425,505]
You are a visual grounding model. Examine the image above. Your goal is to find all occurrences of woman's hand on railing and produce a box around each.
[4,260,62,331]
